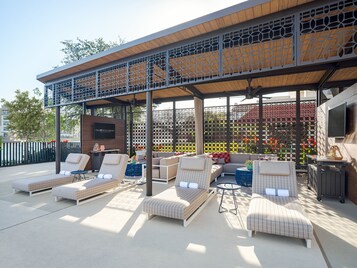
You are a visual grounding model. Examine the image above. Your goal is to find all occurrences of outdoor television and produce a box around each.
[328,102,347,138]
[93,123,115,139]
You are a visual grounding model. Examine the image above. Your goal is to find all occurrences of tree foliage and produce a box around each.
[1,90,44,141]
[60,37,125,65]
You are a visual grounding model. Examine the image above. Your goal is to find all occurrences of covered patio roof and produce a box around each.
[36,0,357,107]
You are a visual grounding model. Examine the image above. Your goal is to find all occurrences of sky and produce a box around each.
[0,0,244,102]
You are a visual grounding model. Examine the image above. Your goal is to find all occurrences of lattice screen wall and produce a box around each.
[127,100,316,165]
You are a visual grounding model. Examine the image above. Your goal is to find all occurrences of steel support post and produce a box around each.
[82,102,86,115]
[258,95,263,154]
[226,96,231,152]
[146,91,153,196]
[55,106,61,174]
[172,101,177,152]
[129,105,133,157]
[296,91,301,169]
[124,106,128,154]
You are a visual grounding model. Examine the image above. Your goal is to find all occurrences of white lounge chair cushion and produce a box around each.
[259,161,290,176]
[180,157,205,171]
[265,188,276,196]
[179,181,199,189]
[277,189,289,197]
[103,154,120,165]
[66,154,82,164]
[59,171,72,176]
[98,174,112,179]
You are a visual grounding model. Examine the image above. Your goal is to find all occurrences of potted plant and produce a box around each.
[245,160,253,171]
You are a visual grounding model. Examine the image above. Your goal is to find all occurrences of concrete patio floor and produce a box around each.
[0,162,356,268]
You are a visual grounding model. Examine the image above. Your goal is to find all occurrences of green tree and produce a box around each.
[1,90,43,141]
[60,37,125,65]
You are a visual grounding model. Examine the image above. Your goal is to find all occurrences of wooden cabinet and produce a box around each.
[307,155,347,203]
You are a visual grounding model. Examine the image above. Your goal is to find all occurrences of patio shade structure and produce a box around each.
[37,0,357,196]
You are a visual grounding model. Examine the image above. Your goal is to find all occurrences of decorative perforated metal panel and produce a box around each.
[299,0,357,64]
[204,106,227,152]
[222,16,294,76]
[126,100,316,166]
[230,103,259,153]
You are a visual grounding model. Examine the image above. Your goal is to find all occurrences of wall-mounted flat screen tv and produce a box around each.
[328,102,347,138]
[94,123,115,139]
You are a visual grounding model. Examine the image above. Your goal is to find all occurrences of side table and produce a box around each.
[235,167,253,187]
[216,183,241,215]
[71,170,88,182]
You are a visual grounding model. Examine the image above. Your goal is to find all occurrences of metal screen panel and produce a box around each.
[129,58,147,92]
[222,16,294,76]
[299,0,357,64]
[230,103,259,153]
[73,73,96,101]
[204,106,227,152]
[300,100,317,165]
[169,37,219,85]
[262,102,297,161]
[54,79,72,105]
[98,64,127,97]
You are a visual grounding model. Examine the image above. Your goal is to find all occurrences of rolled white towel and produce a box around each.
[104,174,113,179]
[188,182,198,189]
[277,189,289,197]
[265,188,276,196]
[59,170,66,175]
[98,174,105,179]
[64,171,71,176]
[179,181,188,188]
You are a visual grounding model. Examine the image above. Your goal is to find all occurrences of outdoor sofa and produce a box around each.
[52,154,128,205]
[247,160,313,248]
[12,153,90,196]
[143,156,215,227]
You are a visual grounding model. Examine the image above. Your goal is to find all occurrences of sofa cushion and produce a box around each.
[181,157,205,171]
[211,152,230,163]
[259,161,290,176]
[230,153,250,163]
[66,153,82,164]
[223,163,245,174]
[152,157,162,167]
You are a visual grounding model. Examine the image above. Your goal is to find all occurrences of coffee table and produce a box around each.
[216,183,241,215]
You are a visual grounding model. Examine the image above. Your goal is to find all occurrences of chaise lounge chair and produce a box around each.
[52,154,128,205]
[12,153,90,196]
[143,156,215,227]
[247,161,313,248]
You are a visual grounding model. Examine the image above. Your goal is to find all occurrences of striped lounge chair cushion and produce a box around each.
[143,186,208,220]
[52,178,119,201]
[12,174,74,192]
[247,193,313,240]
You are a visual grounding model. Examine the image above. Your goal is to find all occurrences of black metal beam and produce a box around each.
[318,64,339,90]
[107,97,128,105]
[295,91,301,169]
[129,105,133,157]
[146,91,153,196]
[258,95,263,154]
[181,85,203,99]
[172,101,177,152]
[226,96,230,152]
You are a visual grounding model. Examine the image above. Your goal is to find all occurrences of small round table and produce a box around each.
[216,183,241,215]
[71,170,88,182]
